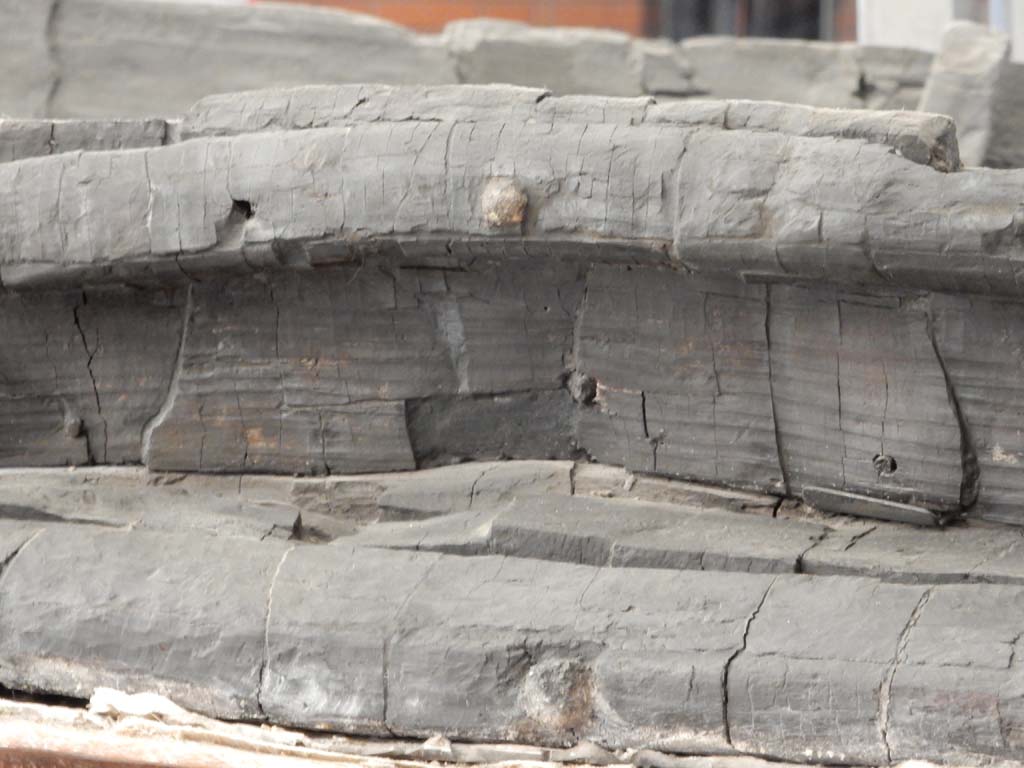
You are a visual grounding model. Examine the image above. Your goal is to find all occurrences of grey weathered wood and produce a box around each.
[0,286,185,467]
[0,1,54,118]
[930,293,1024,526]
[48,0,456,119]
[0,118,172,163]
[919,21,1024,169]
[144,263,579,475]
[0,87,969,291]
[576,265,783,492]
[406,391,575,467]
[728,575,931,764]
[1,523,1020,762]
[888,585,1024,763]
[802,487,947,527]
[0,0,937,122]
[768,286,963,510]
[0,527,288,719]
[801,522,1024,584]
[486,495,826,574]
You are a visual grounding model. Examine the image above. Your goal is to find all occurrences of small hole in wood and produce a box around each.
[873,453,898,477]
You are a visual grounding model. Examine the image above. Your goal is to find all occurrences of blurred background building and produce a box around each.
[144,0,1024,59]
[265,0,858,38]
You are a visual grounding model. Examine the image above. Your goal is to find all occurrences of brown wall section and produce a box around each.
[267,0,858,39]
[272,0,650,35]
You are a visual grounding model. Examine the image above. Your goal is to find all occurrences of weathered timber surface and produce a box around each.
[576,265,783,491]
[570,463,780,515]
[0,466,298,540]
[887,584,1024,763]
[340,470,1024,586]
[486,495,827,573]
[1,257,1020,524]
[406,391,575,466]
[45,0,456,120]
[0,519,1021,764]
[930,293,1024,524]
[0,1,53,119]
[680,36,932,111]
[0,264,962,512]
[184,85,958,171]
[0,118,173,164]
[0,286,185,467]
[768,286,963,509]
[4,88,1024,524]
[0,86,991,294]
[0,0,934,119]
[801,487,948,527]
[4,462,1023,585]
[0,527,288,720]
[801,521,1024,584]
[671,128,1023,294]
[727,575,929,764]
[920,21,1024,169]
[143,262,580,474]
[442,19,695,98]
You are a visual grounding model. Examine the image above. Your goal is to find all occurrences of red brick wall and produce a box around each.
[271,0,650,35]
